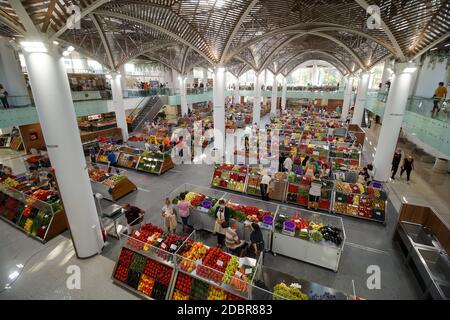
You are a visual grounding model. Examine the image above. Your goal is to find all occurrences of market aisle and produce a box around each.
[362,123,450,225]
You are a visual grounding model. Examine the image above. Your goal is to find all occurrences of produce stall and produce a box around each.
[272,205,345,272]
[333,181,387,223]
[285,173,334,212]
[170,184,226,233]
[137,150,174,175]
[117,146,142,169]
[211,164,248,193]
[329,143,361,169]
[0,181,67,243]
[96,144,121,164]
[297,141,329,161]
[252,266,349,300]
[88,166,137,201]
[171,231,262,300]
[112,223,185,300]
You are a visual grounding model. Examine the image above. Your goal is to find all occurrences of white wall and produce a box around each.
[414,55,449,98]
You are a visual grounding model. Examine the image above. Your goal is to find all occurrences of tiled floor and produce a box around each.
[1,117,442,300]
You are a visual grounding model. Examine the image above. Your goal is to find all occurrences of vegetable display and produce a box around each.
[273,283,309,300]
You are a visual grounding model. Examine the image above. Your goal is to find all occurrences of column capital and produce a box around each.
[393,62,417,75]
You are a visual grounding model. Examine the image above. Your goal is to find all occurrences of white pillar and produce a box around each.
[172,69,180,90]
[271,75,278,115]
[380,58,392,90]
[23,43,103,258]
[233,76,240,105]
[0,39,28,97]
[373,63,417,182]
[341,76,353,121]
[179,76,188,116]
[118,65,128,98]
[253,72,262,125]
[351,72,370,125]
[203,68,208,87]
[111,73,129,140]
[213,67,226,154]
[281,77,287,110]
[312,63,319,86]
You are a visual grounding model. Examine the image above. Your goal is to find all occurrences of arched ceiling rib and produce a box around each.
[0,1,448,74]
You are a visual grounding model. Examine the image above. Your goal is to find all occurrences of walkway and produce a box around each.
[362,123,450,225]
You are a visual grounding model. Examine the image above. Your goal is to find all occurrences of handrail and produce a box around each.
[128,97,148,120]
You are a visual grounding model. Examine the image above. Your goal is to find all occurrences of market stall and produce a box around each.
[117,146,142,169]
[272,205,345,272]
[0,179,67,243]
[211,164,248,193]
[333,181,387,223]
[137,150,174,175]
[285,173,334,212]
[88,166,137,201]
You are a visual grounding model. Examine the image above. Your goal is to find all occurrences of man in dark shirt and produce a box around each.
[122,203,145,234]
[107,151,120,174]
[391,149,402,180]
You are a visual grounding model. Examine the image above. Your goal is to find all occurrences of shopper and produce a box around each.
[247,222,264,257]
[244,135,250,153]
[176,193,191,234]
[391,149,402,179]
[301,155,310,168]
[0,84,10,109]
[367,164,375,185]
[176,136,186,164]
[283,154,293,172]
[163,135,170,151]
[214,199,230,248]
[278,152,287,172]
[320,163,330,178]
[28,165,41,186]
[161,198,177,235]
[308,174,322,211]
[400,155,415,183]
[225,219,246,256]
[89,147,97,164]
[260,171,271,201]
[122,203,145,235]
[432,82,447,115]
[107,151,120,174]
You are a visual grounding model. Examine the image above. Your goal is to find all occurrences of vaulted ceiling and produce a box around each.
[0,0,448,76]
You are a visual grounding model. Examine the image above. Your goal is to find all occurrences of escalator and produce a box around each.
[129,96,163,132]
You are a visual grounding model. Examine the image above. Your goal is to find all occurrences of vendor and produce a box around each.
[246,222,264,257]
[28,165,41,186]
[122,203,145,235]
[308,174,322,211]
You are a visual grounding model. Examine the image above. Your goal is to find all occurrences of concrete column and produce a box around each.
[380,58,392,91]
[203,68,208,87]
[341,76,353,121]
[213,67,226,154]
[271,75,278,115]
[373,63,417,182]
[281,77,287,110]
[0,38,28,97]
[172,69,180,90]
[233,76,240,105]
[22,42,103,258]
[312,63,319,86]
[351,72,370,125]
[253,72,262,125]
[179,76,188,116]
[118,64,128,98]
[110,73,129,140]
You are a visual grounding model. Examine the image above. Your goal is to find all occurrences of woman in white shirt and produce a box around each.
[283,156,293,172]
[260,171,271,201]
[161,198,177,234]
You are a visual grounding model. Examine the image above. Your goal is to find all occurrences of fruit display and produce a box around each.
[297,143,329,161]
[208,286,227,300]
[211,164,247,193]
[114,264,129,282]
[126,269,142,289]
[190,278,210,300]
[172,289,190,300]
[172,191,218,210]
[117,151,141,169]
[151,281,168,300]
[175,272,193,294]
[286,177,333,211]
[329,144,360,160]
[126,223,164,251]
[137,274,155,296]
[198,247,231,283]
[130,253,147,273]
[333,182,387,223]
[137,151,168,174]
[179,242,207,272]
[273,282,309,300]
[209,200,273,223]
[222,256,239,284]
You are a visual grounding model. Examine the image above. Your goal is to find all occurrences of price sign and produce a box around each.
[135,231,140,237]
[216,260,224,267]
[157,238,163,243]
[170,244,177,250]
[245,268,252,275]
[147,237,152,241]
[235,271,242,277]
[161,243,167,249]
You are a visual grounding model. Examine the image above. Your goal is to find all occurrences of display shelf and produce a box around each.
[285,174,334,212]
[211,164,248,193]
[96,145,121,164]
[137,150,174,175]
[333,181,387,223]
[169,183,225,233]
[0,182,67,243]
[272,205,345,272]
[88,167,137,201]
[117,146,142,169]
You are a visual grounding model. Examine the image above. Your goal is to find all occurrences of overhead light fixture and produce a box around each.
[430,47,438,51]
[62,50,70,57]
[445,43,450,47]
[387,67,393,73]
[20,41,47,53]
[106,74,112,80]
[67,46,75,52]
[53,41,59,45]
[403,67,417,73]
